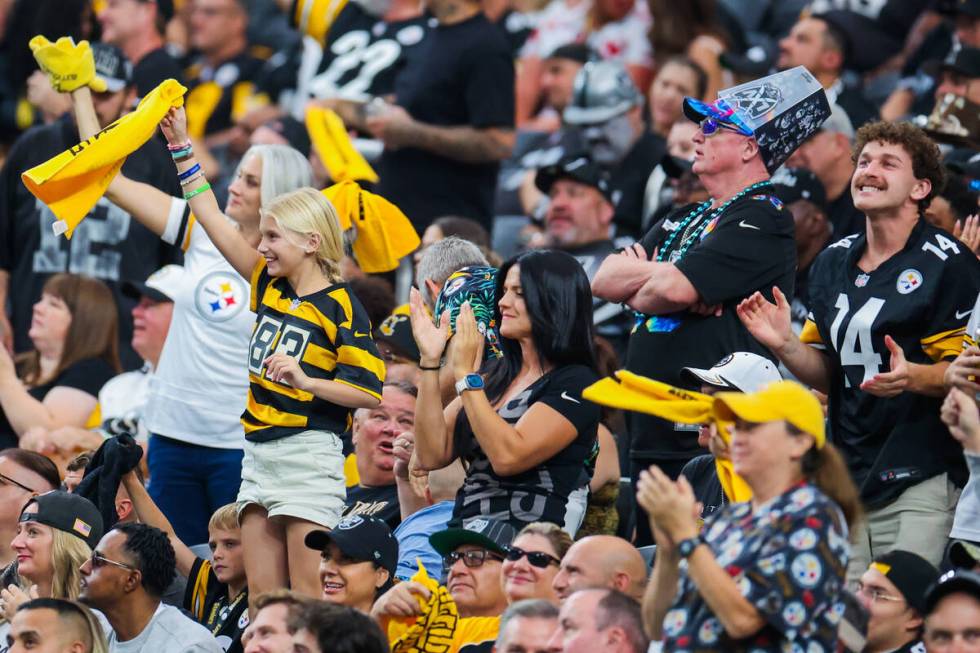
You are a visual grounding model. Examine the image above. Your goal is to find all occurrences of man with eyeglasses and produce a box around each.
[78,523,222,652]
[372,519,513,648]
[922,570,980,653]
[0,450,59,570]
[854,550,939,653]
[593,67,830,547]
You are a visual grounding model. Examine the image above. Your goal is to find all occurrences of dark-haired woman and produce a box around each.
[639,381,860,652]
[0,274,120,450]
[410,249,601,533]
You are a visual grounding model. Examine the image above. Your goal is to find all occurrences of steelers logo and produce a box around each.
[782,601,807,627]
[789,528,818,551]
[662,609,687,637]
[195,271,247,322]
[791,553,823,588]
[896,269,923,295]
[697,617,722,645]
[380,313,408,336]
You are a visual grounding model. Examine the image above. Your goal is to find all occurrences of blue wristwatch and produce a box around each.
[677,536,703,559]
[455,373,485,395]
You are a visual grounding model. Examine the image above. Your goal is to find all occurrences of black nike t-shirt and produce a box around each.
[343,483,401,530]
[450,364,600,531]
[0,116,181,370]
[0,358,116,449]
[377,12,514,231]
[803,220,980,508]
[626,191,796,461]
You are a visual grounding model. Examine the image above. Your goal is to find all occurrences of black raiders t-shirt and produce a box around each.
[377,12,514,231]
[308,2,433,102]
[343,483,401,530]
[626,191,796,461]
[0,116,181,370]
[0,358,116,449]
[449,364,600,530]
[608,130,666,240]
[802,220,980,508]
[184,558,249,653]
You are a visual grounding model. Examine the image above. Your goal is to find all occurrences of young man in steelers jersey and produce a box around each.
[738,121,980,579]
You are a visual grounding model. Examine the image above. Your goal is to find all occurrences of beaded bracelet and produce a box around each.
[178,163,201,180]
[183,182,211,201]
[167,140,192,152]
[180,172,203,186]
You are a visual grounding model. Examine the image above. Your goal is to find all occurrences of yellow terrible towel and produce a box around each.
[21,79,186,238]
[306,105,379,184]
[583,370,752,503]
[323,180,419,273]
[388,561,499,653]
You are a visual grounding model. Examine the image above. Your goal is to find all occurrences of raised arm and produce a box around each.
[121,470,197,578]
[161,107,261,278]
[69,87,174,237]
[408,287,458,470]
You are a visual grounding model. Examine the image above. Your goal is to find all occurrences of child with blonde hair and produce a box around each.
[158,107,385,604]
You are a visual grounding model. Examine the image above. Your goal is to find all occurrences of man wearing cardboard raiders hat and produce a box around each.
[593,66,831,546]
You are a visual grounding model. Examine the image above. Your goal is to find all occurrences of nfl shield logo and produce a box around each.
[855,274,869,288]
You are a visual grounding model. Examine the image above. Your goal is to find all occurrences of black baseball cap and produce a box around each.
[770,167,828,209]
[924,569,980,615]
[545,43,594,65]
[535,156,613,202]
[305,515,399,576]
[870,550,940,614]
[20,491,104,549]
[661,152,693,180]
[374,307,421,362]
[429,518,516,556]
[929,46,980,79]
[91,43,132,93]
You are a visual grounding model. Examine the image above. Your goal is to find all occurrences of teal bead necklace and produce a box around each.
[656,180,773,264]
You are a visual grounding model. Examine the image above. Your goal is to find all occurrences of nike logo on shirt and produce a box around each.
[739,220,760,230]
[956,309,973,320]
[561,391,581,404]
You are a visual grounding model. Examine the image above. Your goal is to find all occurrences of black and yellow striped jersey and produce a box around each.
[802,219,980,508]
[243,259,385,442]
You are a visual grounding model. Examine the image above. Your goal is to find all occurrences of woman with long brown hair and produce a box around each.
[648,0,733,102]
[639,380,859,652]
[0,273,120,449]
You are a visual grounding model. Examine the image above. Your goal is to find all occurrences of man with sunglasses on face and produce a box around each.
[79,523,221,653]
[371,519,513,650]
[593,67,830,546]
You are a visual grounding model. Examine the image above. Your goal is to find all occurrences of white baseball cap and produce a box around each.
[681,352,782,393]
[121,265,184,303]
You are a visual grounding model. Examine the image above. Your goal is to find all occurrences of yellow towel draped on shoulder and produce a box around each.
[583,370,753,503]
[21,79,187,238]
[323,180,420,273]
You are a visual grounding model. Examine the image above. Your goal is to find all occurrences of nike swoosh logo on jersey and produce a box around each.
[354,331,368,337]
[561,391,581,404]
[956,309,973,320]
[739,220,760,230]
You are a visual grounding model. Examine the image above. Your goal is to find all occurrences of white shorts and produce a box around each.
[237,429,346,528]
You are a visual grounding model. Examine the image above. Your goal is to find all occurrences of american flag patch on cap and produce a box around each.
[73,518,92,537]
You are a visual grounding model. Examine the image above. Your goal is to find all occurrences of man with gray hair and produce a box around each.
[415,236,488,310]
[494,599,560,653]
[547,588,648,653]
[785,103,863,236]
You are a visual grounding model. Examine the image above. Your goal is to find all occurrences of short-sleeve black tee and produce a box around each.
[803,221,980,507]
[343,483,402,530]
[0,358,116,449]
[0,117,182,370]
[450,364,600,530]
[184,557,249,653]
[377,13,514,231]
[133,48,185,100]
[626,191,796,460]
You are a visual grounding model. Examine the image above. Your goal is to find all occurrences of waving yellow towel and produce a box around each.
[29,36,106,93]
[21,79,186,238]
[388,561,499,653]
[323,180,419,273]
[306,105,379,184]
[583,370,752,502]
